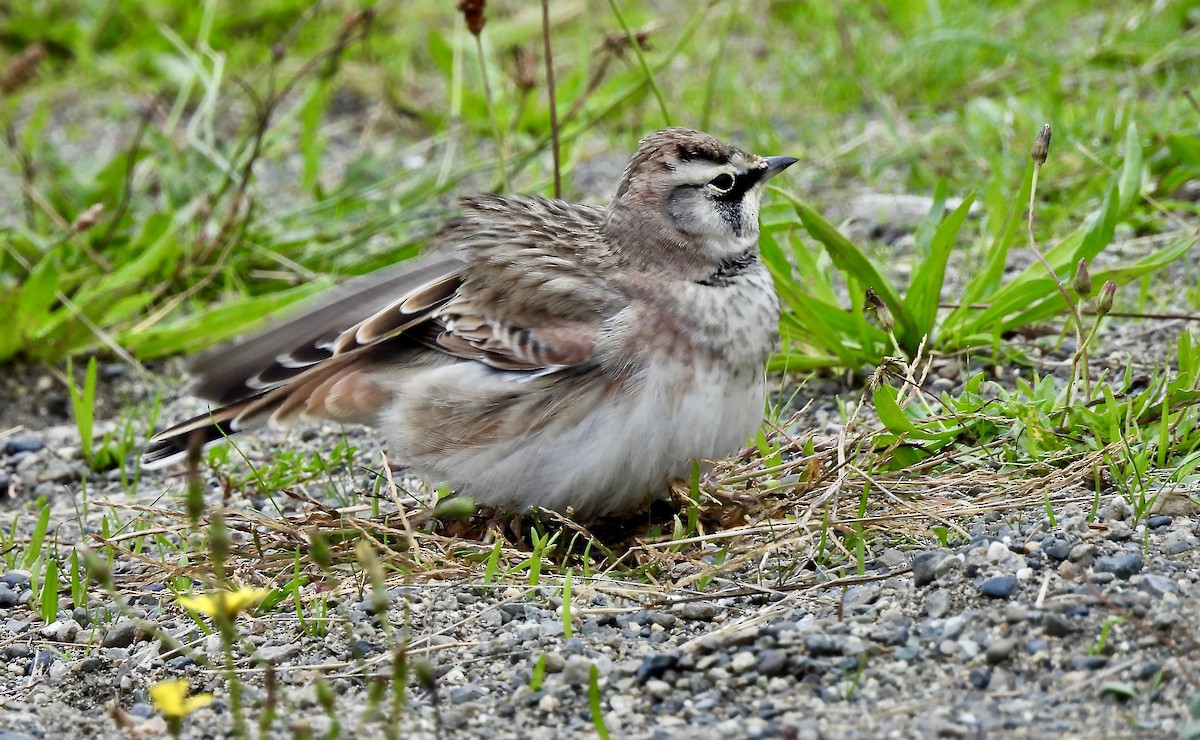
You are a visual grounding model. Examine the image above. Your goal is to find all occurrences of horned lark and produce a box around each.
[144,128,797,519]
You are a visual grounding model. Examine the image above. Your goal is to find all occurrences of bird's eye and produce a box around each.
[707,173,735,193]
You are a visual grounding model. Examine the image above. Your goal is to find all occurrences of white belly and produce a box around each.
[401,355,765,518]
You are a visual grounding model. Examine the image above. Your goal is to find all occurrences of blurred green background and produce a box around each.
[1,0,1197,365]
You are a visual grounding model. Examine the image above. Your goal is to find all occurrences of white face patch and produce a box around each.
[666,151,766,189]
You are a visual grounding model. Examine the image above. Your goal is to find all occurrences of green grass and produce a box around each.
[2,1,1200,737]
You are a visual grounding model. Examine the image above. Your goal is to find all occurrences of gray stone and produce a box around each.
[912,551,944,587]
[985,637,1015,664]
[978,575,1018,598]
[730,651,757,673]
[804,633,841,657]
[256,643,301,663]
[678,602,720,621]
[924,589,950,618]
[4,435,44,454]
[561,655,595,685]
[1139,574,1177,596]
[0,572,30,588]
[755,649,789,676]
[101,618,137,649]
[1094,552,1144,579]
[1043,613,1074,637]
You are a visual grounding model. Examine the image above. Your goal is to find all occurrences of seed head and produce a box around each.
[864,287,894,333]
[1071,258,1092,298]
[72,203,104,233]
[1097,280,1117,317]
[458,0,487,36]
[1,44,46,95]
[1032,124,1052,165]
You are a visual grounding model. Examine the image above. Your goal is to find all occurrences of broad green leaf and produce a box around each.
[905,192,975,348]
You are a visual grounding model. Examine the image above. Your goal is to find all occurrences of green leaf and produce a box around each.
[791,199,912,340]
[1116,123,1142,217]
[122,281,328,358]
[904,192,975,349]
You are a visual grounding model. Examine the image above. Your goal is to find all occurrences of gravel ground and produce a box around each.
[2,312,1200,740]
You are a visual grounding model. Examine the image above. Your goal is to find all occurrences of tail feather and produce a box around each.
[140,397,270,470]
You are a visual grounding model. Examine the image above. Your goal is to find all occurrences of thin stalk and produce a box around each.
[541,0,561,198]
[473,34,511,192]
[607,0,672,126]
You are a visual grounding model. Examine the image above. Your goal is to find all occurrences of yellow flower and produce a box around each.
[149,678,213,719]
[177,587,271,619]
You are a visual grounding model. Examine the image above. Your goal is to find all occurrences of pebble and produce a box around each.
[985,638,1015,664]
[755,649,789,676]
[1094,552,1144,579]
[978,575,1018,598]
[924,589,950,618]
[561,655,595,685]
[1043,614,1074,638]
[730,651,757,673]
[912,551,944,587]
[4,436,44,455]
[101,619,137,649]
[0,572,30,588]
[1139,574,1177,596]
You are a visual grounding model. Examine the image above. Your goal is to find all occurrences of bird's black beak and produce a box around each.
[762,155,799,181]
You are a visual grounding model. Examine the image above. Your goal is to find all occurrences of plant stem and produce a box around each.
[541,0,561,198]
[607,0,672,126]
[473,34,511,192]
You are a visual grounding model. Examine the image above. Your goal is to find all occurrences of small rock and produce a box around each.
[1139,574,1177,596]
[101,619,137,649]
[1094,552,1144,579]
[978,575,1018,599]
[968,669,990,689]
[450,687,484,704]
[47,660,69,681]
[4,436,44,455]
[1067,655,1109,671]
[561,655,595,685]
[1147,515,1172,529]
[730,651,757,673]
[1043,614,1074,638]
[912,551,945,587]
[805,634,841,657]
[40,619,81,642]
[1044,543,1072,561]
[1165,535,1195,555]
[756,649,789,676]
[924,589,950,618]
[256,643,301,663]
[985,638,1015,664]
[0,585,18,608]
[1067,543,1095,564]
[0,572,30,588]
[1106,522,1133,541]
[934,555,963,579]
[678,602,720,621]
[636,652,677,682]
[645,679,671,699]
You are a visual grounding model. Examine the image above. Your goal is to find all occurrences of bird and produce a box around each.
[142,128,798,519]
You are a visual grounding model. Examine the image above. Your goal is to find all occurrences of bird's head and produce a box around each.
[606,128,797,273]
